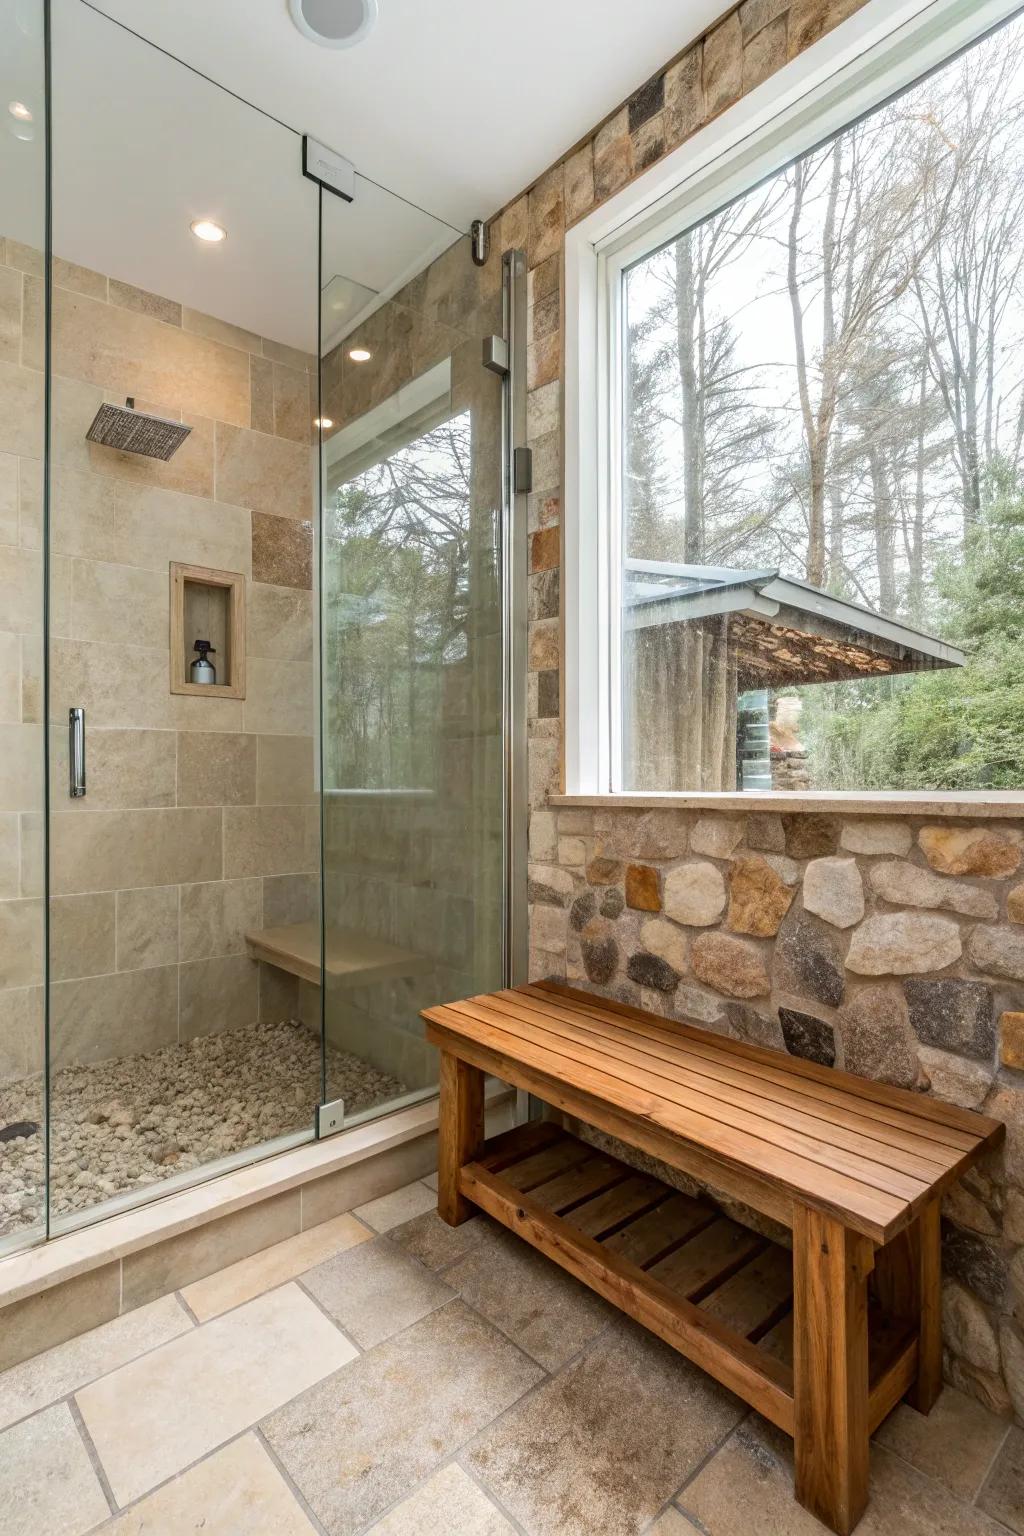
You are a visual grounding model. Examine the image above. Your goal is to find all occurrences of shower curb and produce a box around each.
[0,1089,515,1373]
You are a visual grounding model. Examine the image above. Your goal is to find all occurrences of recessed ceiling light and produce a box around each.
[190,218,226,243]
[8,101,32,121]
[315,417,334,430]
[289,0,379,49]
[348,347,372,363]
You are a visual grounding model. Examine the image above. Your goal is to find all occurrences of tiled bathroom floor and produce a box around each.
[0,1174,1020,1536]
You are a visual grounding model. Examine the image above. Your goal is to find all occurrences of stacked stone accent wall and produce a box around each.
[489,0,1024,1420]
[533,806,1024,1418]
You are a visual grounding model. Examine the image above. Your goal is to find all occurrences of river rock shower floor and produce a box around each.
[0,1020,405,1234]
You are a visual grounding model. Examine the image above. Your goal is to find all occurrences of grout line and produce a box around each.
[292,1275,364,1354]
[67,1394,119,1517]
[970,1416,1012,1511]
[175,1288,201,1326]
[254,1425,334,1536]
[82,1426,253,1530]
[456,1450,534,1536]
[670,1408,751,1513]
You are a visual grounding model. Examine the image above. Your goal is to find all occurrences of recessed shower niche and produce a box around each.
[169,562,246,699]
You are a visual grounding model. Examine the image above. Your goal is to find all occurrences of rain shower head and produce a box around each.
[85,399,192,461]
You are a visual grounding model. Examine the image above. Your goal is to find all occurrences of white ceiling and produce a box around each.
[2,0,724,349]
[81,0,724,230]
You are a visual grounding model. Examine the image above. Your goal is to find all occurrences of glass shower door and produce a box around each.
[0,0,47,1255]
[43,0,322,1233]
[318,189,511,1125]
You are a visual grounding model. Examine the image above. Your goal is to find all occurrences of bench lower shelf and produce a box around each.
[460,1122,917,1438]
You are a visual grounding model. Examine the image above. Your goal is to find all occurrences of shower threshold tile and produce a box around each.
[180,1211,371,1321]
[0,1292,191,1432]
[99,1432,318,1535]
[0,1401,111,1536]
[75,1282,356,1508]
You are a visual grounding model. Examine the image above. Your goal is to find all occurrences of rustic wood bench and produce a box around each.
[422,981,1004,1536]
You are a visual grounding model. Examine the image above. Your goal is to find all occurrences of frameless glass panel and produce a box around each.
[0,0,47,1256]
[45,0,320,1230]
[319,188,505,1123]
[620,11,1024,793]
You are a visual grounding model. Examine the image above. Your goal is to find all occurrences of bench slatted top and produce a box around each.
[423,981,1004,1244]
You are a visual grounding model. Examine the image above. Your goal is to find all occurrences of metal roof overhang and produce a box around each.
[622,563,965,685]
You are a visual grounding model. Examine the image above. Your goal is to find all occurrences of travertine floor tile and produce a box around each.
[0,1293,190,1432]
[445,1224,614,1370]
[76,1282,356,1507]
[978,1424,1024,1533]
[181,1212,370,1321]
[262,1299,542,1535]
[649,1509,702,1534]
[98,1432,317,1534]
[874,1386,1009,1499]
[354,1179,437,1232]
[682,1416,1007,1536]
[0,1401,110,1536]
[301,1234,454,1348]
[465,1315,745,1536]
[387,1208,492,1270]
[366,1462,515,1534]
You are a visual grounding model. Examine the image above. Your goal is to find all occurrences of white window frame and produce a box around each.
[563,0,1024,796]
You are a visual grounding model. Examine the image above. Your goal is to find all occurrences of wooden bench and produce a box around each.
[422,981,1004,1536]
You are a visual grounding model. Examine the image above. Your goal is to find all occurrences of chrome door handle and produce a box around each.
[69,707,86,797]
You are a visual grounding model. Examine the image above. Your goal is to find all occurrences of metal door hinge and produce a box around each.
[302,136,355,202]
[317,1098,345,1138]
[514,446,533,493]
[482,335,509,376]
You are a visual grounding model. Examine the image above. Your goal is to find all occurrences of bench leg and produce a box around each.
[793,1205,873,1536]
[873,1199,942,1415]
[437,1052,484,1226]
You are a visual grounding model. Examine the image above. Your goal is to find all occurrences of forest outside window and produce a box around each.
[618,7,1024,795]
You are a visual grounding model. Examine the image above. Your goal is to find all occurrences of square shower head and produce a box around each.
[86,401,192,461]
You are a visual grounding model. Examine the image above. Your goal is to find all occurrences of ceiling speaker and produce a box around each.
[288,0,378,48]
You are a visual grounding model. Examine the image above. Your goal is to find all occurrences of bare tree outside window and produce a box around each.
[323,409,475,790]
[622,17,1024,793]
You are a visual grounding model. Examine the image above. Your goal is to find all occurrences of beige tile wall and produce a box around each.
[0,235,319,1082]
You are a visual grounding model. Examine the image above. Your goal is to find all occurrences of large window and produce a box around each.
[595,2,1024,795]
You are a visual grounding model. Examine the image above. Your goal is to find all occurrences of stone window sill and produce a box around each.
[550,791,1024,819]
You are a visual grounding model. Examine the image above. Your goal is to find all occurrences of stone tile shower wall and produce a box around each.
[0,235,318,1084]
[489,0,1024,1420]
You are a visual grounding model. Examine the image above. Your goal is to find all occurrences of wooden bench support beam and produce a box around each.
[794,1205,873,1536]
[873,1198,942,1415]
[437,1051,484,1226]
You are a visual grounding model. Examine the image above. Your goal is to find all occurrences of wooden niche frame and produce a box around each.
[169,562,246,700]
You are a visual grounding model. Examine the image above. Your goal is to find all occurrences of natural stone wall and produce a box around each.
[536,805,1024,1420]
[489,0,1024,1421]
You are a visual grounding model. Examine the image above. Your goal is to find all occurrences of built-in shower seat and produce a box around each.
[245,921,429,989]
[423,980,1004,1536]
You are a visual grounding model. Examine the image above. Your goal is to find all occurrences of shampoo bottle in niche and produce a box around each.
[190,639,217,685]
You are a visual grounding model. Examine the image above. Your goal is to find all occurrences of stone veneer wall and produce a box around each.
[487,0,1024,1421]
[0,234,319,1086]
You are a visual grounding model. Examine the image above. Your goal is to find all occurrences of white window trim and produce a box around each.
[563,0,1024,797]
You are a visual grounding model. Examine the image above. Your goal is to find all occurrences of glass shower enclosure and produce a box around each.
[0,0,525,1258]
